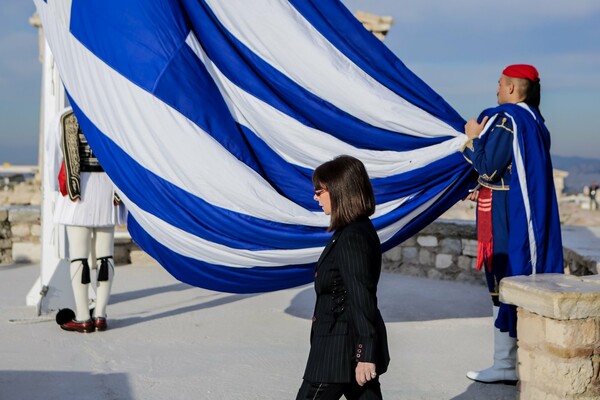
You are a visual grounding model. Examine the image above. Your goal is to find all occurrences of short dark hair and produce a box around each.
[312,155,375,231]
[508,76,543,120]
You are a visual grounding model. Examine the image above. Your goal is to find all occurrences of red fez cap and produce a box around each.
[502,64,539,81]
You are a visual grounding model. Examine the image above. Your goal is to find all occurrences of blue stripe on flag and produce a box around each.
[378,160,475,251]
[288,0,466,133]
[69,97,332,251]
[128,217,315,293]
[181,0,449,151]
[36,0,480,294]
[70,0,263,175]
[70,0,189,91]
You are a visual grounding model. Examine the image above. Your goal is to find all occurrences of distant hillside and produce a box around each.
[552,155,600,193]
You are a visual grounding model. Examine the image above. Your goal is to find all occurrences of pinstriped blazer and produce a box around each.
[302,216,390,383]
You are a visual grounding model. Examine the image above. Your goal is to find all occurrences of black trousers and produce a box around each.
[296,379,382,400]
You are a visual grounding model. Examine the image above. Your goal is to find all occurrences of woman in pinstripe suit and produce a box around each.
[296,155,390,400]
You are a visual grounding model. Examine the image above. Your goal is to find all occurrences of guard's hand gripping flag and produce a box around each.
[34,0,475,293]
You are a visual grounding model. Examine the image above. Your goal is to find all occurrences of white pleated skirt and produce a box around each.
[54,172,127,227]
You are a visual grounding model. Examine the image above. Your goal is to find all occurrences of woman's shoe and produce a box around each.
[94,317,107,332]
[61,319,95,333]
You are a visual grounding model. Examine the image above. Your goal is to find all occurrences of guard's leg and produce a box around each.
[467,189,516,384]
[466,305,517,384]
[466,275,517,384]
[92,226,115,331]
[62,225,94,333]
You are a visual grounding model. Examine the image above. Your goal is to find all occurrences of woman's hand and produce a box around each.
[355,362,377,386]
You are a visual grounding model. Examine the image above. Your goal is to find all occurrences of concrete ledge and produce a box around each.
[501,274,600,320]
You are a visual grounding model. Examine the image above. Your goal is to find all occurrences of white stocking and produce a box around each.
[93,226,115,319]
[66,226,93,321]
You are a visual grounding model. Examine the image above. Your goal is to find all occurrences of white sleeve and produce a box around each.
[44,107,71,191]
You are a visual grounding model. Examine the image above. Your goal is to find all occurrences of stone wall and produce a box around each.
[382,219,484,285]
[0,205,135,265]
[0,205,41,264]
[383,219,598,284]
[564,246,599,276]
[0,207,12,264]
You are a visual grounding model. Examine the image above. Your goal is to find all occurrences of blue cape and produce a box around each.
[480,103,563,336]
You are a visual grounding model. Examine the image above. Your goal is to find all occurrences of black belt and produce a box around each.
[80,163,104,172]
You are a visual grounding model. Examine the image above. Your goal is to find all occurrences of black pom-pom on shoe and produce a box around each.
[56,308,76,325]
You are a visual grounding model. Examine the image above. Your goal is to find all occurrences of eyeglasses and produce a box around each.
[314,188,328,197]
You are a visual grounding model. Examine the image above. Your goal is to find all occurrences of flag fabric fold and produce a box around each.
[35,0,475,293]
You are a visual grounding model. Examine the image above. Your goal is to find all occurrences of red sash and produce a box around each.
[476,187,493,272]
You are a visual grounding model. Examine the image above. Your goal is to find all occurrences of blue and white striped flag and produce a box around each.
[34,0,473,293]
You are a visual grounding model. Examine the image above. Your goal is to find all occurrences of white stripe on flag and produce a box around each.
[203,0,460,137]
[36,0,322,226]
[186,34,468,178]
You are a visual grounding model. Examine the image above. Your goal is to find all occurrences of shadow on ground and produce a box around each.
[0,371,132,400]
[110,283,192,305]
[113,292,260,329]
[449,381,517,400]
[285,274,492,322]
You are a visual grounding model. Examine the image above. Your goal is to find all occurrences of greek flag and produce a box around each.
[34,0,473,293]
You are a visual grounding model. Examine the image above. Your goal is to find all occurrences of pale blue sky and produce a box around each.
[0,1,599,164]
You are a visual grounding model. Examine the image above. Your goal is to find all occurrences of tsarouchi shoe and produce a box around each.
[60,319,95,333]
[94,317,107,332]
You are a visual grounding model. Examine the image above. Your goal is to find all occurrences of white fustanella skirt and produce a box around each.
[53,172,127,227]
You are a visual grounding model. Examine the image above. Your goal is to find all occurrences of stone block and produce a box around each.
[516,309,546,349]
[501,274,600,320]
[8,206,40,223]
[458,255,472,270]
[402,236,417,246]
[0,252,11,264]
[383,246,402,263]
[435,254,453,269]
[545,318,598,350]
[0,223,10,238]
[30,191,41,206]
[10,223,30,238]
[0,239,11,250]
[529,354,592,396]
[0,208,8,221]
[517,347,533,383]
[30,224,41,237]
[417,235,437,247]
[427,268,443,280]
[401,247,418,262]
[462,239,478,257]
[6,191,34,205]
[419,249,434,266]
[12,242,41,263]
[382,259,400,272]
[439,238,461,254]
